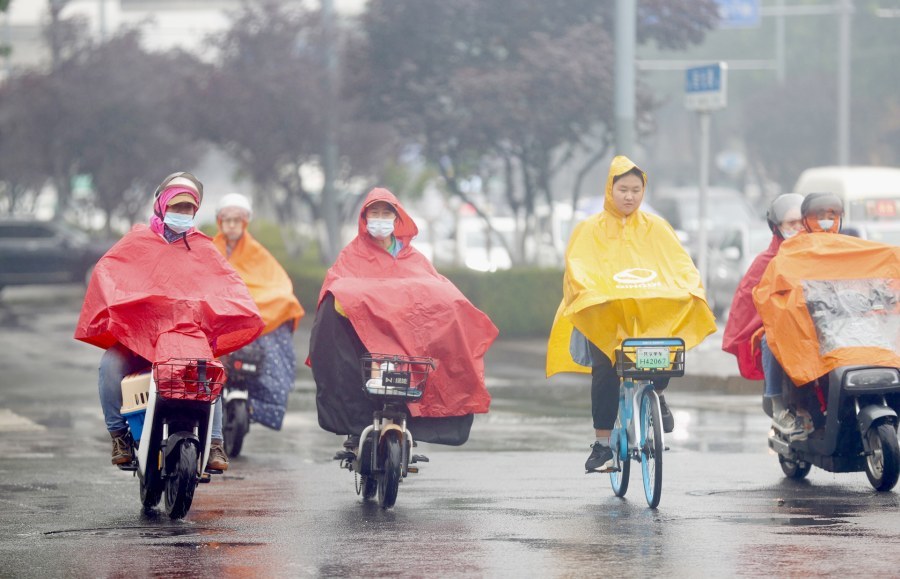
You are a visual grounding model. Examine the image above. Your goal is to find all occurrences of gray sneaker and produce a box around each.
[773,409,813,441]
[585,441,616,472]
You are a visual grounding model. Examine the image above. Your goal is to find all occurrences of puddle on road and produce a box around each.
[44,526,222,539]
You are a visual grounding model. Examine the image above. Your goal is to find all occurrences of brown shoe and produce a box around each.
[207,440,229,471]
[110,429,134,465]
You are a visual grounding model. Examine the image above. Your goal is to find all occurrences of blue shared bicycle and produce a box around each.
[609,337,685,509]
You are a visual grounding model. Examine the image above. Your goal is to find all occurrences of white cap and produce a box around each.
[216,193,253,220]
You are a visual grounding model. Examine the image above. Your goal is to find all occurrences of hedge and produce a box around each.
[283,261,563,338]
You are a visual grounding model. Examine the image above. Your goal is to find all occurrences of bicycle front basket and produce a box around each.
[154,358,226,403]
[359,353,435,401]
[615,338,685,379]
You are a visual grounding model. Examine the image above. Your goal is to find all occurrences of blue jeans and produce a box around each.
[761,334,785,398]
[99,344,223,439]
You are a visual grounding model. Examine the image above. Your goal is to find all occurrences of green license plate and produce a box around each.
[636,347,670,369]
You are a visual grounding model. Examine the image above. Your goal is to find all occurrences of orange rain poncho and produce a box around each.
[753,232,900,385]
[212,230,304,335]
[546,156,716,376]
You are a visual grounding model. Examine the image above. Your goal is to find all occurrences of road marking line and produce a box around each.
[0,408,46,432]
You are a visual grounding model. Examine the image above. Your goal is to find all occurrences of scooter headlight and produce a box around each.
[843,368,900,391]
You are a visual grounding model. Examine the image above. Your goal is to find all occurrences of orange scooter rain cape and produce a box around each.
[753,232,900,385]
[213,230,304,335]
[546,156,716,376]
[315,188,498,418]
[75,225,264,363]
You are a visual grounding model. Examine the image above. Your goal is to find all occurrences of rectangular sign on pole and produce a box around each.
[684,62,728,112]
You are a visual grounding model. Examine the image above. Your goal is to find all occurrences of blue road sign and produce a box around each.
[685,63,728,111]
[715,0,761,28]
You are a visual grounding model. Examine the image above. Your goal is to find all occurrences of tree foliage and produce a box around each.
[352,0,718,264]
[185,2,393,262]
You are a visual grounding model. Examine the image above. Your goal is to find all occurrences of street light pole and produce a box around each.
[614,0,636,157]
[837,0,852,165]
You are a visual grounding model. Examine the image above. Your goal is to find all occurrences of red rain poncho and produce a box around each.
[753,232,900,385]
[75,225,264,363]
[316,188,498,418]
[722,235,781,380]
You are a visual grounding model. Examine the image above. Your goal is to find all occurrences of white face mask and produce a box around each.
[367,218,395,239]
[818,219,835,231]
[164,212,194,234]
[780,228,798,239]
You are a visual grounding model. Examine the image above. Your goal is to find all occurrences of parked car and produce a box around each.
[0,219,114,293]
[706,223,772,318]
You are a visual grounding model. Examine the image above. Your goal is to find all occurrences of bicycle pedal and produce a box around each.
[333,450,355,461]
[407,466,419,474]
[117,461,137,472]
[664,446,670,451]
[205,468,224,475]
[199,472,212,483]
[411,454,429,463]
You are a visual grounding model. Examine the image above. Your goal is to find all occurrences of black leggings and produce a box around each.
[589,342,669,430]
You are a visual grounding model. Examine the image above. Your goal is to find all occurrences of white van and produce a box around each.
[793,166,900,223]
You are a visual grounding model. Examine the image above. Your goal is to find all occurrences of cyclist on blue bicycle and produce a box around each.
[546,156,716,473]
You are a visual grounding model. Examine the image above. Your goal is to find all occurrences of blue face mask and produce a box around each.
[367,218,395,239]
[164,212,194,234]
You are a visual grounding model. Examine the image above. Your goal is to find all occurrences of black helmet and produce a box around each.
[766,193,804,238]
[801,192,843,233]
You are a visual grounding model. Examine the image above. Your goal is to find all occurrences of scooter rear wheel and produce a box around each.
[224,399,249,458]
[361,475,378,500]
[139,446,163,509]
[778,455,811,480]
[165,441,199,519]
[865,422,900,492]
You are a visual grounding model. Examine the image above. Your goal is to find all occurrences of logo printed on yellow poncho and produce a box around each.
[613,268,661,289]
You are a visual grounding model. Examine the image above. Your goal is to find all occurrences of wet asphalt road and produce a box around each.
[2,286,900,578]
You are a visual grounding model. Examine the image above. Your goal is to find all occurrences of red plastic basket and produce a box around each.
[153,358,225,403]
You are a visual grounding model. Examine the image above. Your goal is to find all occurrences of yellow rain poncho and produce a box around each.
[546,156,717,376]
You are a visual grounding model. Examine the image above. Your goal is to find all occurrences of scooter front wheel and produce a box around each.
[165,441,199,519]
[865,422,900,492]
[378,435,402,509]
[640,390,663,509]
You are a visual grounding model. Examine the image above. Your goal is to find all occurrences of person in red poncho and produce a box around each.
[213,193,304,431]
[75,172,264,470]
[308,188,498,452]
[722,193,803,418]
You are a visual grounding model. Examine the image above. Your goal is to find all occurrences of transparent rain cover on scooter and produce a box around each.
[803,278,900,356]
